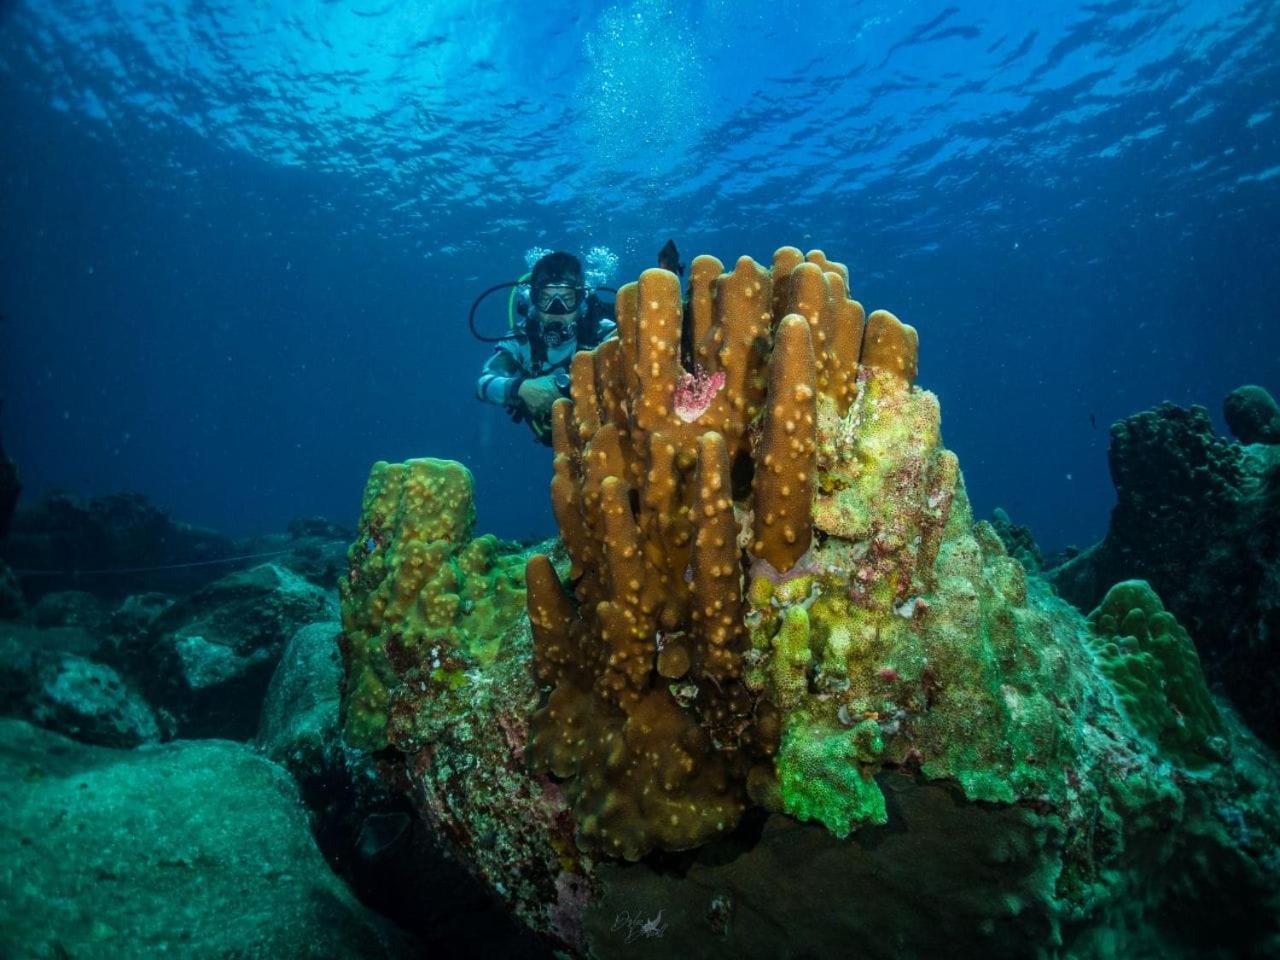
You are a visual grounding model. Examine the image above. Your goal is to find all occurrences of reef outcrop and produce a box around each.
[133,561,337,739]
[1225,383,1280,445]
[1049,393,1280,745]
[1,491,238,600]
[340,251,1280,959]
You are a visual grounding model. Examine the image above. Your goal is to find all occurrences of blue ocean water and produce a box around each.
[1,0,1277,552]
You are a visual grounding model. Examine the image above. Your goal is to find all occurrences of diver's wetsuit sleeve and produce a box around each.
[476,346,524,406]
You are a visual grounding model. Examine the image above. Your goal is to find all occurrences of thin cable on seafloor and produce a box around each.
[10,548,298,577]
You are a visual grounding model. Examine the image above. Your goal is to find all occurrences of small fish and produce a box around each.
[365,537,376,554]
[1089,413,1097,429]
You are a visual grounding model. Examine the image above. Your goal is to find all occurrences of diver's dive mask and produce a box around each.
[535,283,583,315]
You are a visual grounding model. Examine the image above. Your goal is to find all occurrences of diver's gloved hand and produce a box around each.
[517,375,562,417]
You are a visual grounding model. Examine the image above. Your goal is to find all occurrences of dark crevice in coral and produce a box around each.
[730,450,755,501]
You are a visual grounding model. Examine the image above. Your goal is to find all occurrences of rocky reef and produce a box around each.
[0,491,239,600]
[1,493,559,958]
[1049,389,1280,747]
[0,718,415,959]
[337,249,1280,958]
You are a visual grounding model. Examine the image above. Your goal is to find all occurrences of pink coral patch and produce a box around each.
[674,368,727,423]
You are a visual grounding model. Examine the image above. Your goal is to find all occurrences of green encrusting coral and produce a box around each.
[338,458,527,750]
[1087,579,1225,769]
[745,367,1089,835]
[777,715,886,835]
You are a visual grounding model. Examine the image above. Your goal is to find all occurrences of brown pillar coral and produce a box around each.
[752,315,818,572]
[862,309,919,386]
[691,431,744,680]
[525,246,919,860]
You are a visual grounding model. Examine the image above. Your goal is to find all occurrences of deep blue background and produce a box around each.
[1,0,1278,551]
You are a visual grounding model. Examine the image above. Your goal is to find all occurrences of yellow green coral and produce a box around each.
[338,458,526,750]
[777,715,886,836]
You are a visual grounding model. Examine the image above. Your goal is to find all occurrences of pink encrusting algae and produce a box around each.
[674,367,727,422]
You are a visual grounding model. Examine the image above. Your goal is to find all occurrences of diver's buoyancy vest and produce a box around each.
[506,295,616,445]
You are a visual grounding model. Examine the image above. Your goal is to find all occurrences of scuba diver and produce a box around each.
[473,251,618,445]
[472,243,686,445]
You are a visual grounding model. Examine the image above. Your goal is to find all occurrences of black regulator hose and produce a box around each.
[468,281,523,344]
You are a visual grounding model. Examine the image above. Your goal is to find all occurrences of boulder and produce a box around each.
[0,718,416,958]
[240,516,353,590]
[257,621,344,781]
[1224,384,1280,445]
[28,652,161,747]
[142,562,337,739]
[0,621,161,747]
[31,588,108,634]
[104,591,175,655]
[0,621,102,710]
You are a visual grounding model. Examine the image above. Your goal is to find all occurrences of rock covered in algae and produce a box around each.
[1224,383,1280,445]
[1049,394,1280,746]
[338,457,598,950]
[340,252,1280,959]
[0,718,416,958]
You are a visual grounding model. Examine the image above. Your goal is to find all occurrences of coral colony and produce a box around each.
[337,247,1280,958]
